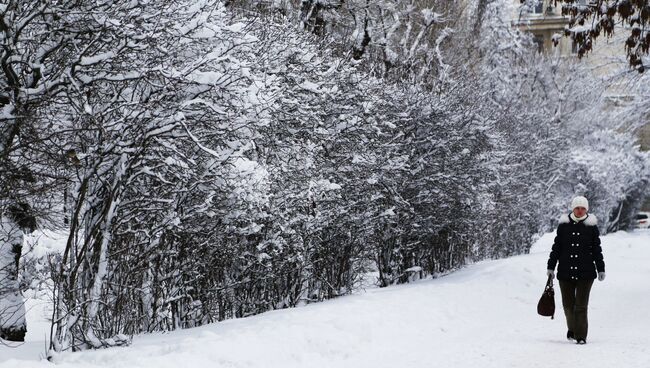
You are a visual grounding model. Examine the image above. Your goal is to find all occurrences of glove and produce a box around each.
[547,269,555,279]
[598,272,606,281]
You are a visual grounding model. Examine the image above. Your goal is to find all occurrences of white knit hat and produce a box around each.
[571,196,589,211]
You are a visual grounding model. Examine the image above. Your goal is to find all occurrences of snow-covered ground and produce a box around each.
[2,229,649,368]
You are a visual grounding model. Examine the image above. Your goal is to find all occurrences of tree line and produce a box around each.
[1,0,648,353]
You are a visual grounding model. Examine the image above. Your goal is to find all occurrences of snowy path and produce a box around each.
[2,230,649,368]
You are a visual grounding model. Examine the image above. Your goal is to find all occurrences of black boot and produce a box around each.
[576,338,586,345]
[567,330,575,341]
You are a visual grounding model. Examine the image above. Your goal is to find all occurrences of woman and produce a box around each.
[546,196,605,345]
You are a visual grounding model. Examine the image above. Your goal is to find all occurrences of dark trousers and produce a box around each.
[559,279,594,340]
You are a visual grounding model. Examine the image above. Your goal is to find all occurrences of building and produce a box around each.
[512,0,573,56]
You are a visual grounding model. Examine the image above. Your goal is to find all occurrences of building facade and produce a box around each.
[512,0,573,56]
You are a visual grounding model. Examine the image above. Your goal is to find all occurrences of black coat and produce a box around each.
[547,213,605,281]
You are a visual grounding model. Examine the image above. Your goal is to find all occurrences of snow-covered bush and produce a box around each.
[3,0,648,354]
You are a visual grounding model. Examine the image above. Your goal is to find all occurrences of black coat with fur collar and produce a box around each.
[547,213,605,281]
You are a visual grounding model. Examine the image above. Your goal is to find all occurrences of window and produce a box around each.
[637,214,649,220]
[527,0,544,14]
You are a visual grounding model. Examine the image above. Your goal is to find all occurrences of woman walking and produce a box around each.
[547,196,605,345]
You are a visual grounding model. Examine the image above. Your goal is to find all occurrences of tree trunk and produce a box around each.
[0,215,26,342]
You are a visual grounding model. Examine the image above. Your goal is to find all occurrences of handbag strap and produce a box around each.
[546,274,554,289]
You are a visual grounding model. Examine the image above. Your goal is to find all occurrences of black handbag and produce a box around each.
[537,274,555,319]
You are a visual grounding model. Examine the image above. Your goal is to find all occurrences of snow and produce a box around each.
[568,25,592,34]
[311,179,342,191]
[188,70,225,85]
[404,266,423,273]
[421,9,443,26]
[23,230,67,259]
[379,207,396,217]
[79,51,116,66]
[0,105,14,121]
[3,229,650,367]
[299,81,322,93]
[163,156,189,169]
[224,23,246,33]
